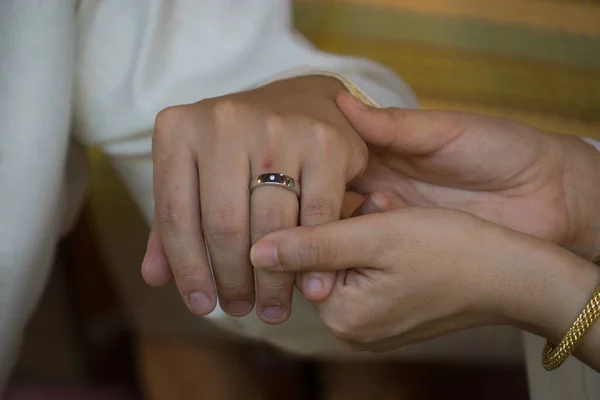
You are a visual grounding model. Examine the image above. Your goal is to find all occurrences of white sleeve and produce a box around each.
[73,0,418,157]
[0,0,76,387]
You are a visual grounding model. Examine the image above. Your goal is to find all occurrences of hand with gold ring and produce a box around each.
[141,76,369,324]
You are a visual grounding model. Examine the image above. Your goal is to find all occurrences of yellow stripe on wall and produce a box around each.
[295,0,600,36]
[303,33,600,121]
[420,97,600,139]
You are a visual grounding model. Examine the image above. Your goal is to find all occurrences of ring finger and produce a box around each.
[250,159,300,324]
[297,150,347,301]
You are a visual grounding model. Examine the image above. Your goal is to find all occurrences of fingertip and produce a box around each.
[367,192,391,212]
[186,291,218,316]
[258,306,290,325]
[141,262,173,287]
[336,91,370,112]
[141,232,173,287]
[353,192,390,217]
[336,93,396,148]
[141,251,173,287]
[250,240,281,270]
[301,272,335,301]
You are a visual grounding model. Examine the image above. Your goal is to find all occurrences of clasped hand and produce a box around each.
[142,78,600,344]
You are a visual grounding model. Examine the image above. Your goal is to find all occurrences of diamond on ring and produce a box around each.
[249,173,300,198]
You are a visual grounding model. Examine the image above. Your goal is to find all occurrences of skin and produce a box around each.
[144,76,368,324]
[250,207,600,371]
[339,93,600,261]
[248,101,600,370]
[142,84,600,329]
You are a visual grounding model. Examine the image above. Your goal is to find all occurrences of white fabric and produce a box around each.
[0,1,597,398]
[0,0,76,387]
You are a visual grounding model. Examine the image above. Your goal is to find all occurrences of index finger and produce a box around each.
[250,215,383,272]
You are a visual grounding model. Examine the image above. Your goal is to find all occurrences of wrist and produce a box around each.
[560,136,600,259]
[535,249,600,369]
[503,240,600,342]
[469,229,567,329]
[262,75,346,100]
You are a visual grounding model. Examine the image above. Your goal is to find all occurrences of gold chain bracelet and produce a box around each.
[542,253,600,371]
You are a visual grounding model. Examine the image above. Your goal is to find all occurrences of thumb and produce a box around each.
[250,215,385,273]
[336,91,463,155]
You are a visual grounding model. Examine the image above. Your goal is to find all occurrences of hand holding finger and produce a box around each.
[298,192,389,300]
[250,214,388,273]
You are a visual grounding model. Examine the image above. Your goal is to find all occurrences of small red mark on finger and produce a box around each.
[261,157,274,171]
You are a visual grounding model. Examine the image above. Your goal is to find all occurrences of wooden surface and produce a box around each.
[137,338,530,400]
[137,338,307,400]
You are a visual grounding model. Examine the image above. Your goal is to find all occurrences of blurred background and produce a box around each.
[5,0,600,399]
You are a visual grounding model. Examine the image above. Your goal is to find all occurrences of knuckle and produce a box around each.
[157,200,193,232]
[154,105,189,143]
[203,208,245,243]
[265,112,287,135]
[260,287,288,303]
[252,207,282,236]
[259,272,291,292]
[252,223,277,242]
[386,107,408,126]
[171,260,201,281]
[296,235,334,268]
[212,98,247,125]
[302,198,337,223]
[311,121,337,147]
[256,272,292,300]
[251,206,298,241]
[217,279,253,298]
[258,287,291,306]
[435,111,464,135]
[346,141,369,180]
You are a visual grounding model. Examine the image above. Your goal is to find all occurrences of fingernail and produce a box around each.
[362,195,385,215]
[188,292,212,315]
[226,300,253,316]
[251,242,280,269]
[306,277,325,293]
[262,306,285,321]
[349,94,369,110]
